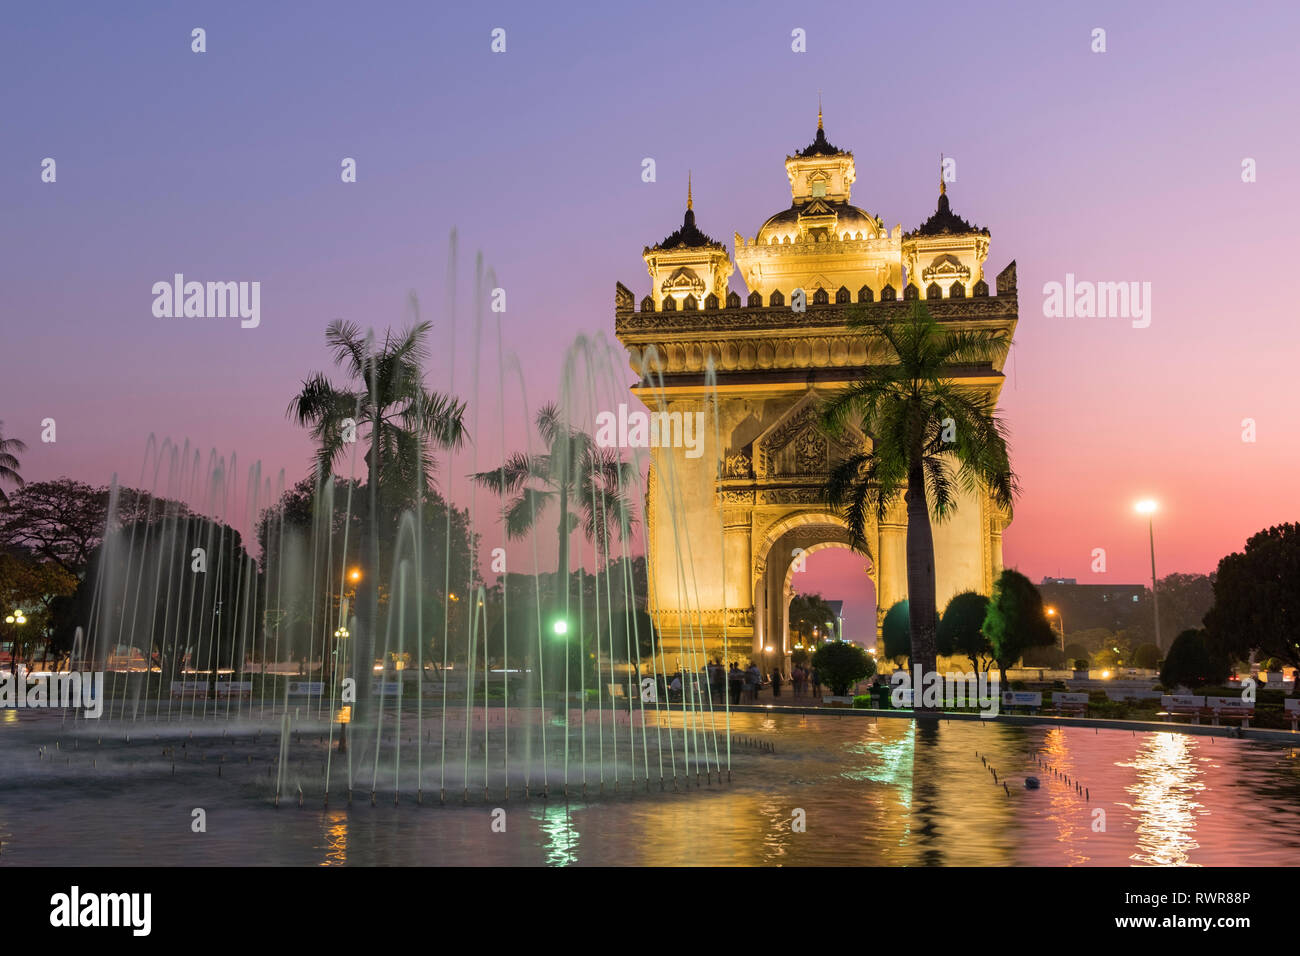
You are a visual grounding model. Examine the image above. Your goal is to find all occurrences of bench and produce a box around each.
[170,681,209,700]
[1001,691,1042,714]
[1052,692,1089,716]
[214,681,253,700]
[1159,694,1206,723]
[1287,698,1300,731]
[1204,695,1254,727]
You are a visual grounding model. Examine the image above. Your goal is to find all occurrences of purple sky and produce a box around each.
[3,1,1298,637]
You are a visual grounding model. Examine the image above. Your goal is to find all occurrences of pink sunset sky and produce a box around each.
[2,1,1297,636]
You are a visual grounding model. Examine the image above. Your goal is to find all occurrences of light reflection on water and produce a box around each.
[1120,732,1205,867]
[2,713,1298,866]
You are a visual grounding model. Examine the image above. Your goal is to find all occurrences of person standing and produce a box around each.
[729,662,744,705]
[771,667,783,698]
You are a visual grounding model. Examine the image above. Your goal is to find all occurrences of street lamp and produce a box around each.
[1045,606,1064,652]
[1134,499,1162,652]
[4,610,26,675]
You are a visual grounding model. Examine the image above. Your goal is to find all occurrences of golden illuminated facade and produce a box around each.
[615,116,1017,665]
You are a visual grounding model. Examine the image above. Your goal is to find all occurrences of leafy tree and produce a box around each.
[1066,627,1115,654]
[1021,644,1065,668]
[58,515,256,680]
[0,478,190,576]
[937,591,992,673]
[1203,524,1300,669]
[789,592,836,644]
[811,640,875,696]
[1133,642,1161,670]
[256,475,476,673]
[288,320,467,703]
[0,553,77,667]
[821,303,1016,709]
[472,403,636,619]
[982,569,1055,686]
[1092,646,1122,669]
[881,600,910,665]
[1153,572,1216,639]
[1160,628,1228,689]
[0,420,25,508]
[1062,641,1091,664]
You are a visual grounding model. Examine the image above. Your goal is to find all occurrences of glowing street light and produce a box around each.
[4,610,27,626]
[1045,606,1064,652]
[552,618,569,637]
[1134,498,1162,651]
[348,568,362,584]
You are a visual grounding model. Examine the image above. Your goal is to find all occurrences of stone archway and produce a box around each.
[617,265,1016,665]
[751,511,877,666]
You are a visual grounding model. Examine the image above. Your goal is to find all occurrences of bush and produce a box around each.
[1133,642,1161,670]
[881,601,910,665]
[1022,644,1066,668]
[1073,659,1089,670]
[1160,629,1229,689]
[811,641,875,696]
[853,694,873,709]
[1063,642,1091,664]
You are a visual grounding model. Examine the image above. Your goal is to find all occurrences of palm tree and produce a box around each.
[0,421,25,508]
[288,320,467,701]
[472,403,636,615]
[820,303,1017,702]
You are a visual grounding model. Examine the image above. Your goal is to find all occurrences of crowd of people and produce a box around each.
[659,659,822,705]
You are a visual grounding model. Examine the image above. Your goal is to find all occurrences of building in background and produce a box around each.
[1037,577,1147,635]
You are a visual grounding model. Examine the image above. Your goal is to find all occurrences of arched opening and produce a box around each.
[752,513,878,678]
[784,544,877,660]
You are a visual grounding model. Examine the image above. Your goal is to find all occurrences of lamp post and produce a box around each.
[1046,606,1064,653]
[4,610,27,674]
[1135,500,1162,652]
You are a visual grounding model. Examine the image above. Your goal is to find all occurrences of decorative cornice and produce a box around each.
[649,607,755,629]
[616,293,1017,339]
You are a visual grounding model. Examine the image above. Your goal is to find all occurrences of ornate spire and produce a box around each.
[939,153,946,196]
[649,179,721,250]
[817,91,823,131]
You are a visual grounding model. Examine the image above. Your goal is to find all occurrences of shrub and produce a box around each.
[1160,629,1229,689]
[811,641,875,696]
[1133,642,1161,670]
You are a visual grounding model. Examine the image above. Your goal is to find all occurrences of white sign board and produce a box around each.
[1001,691,1042,706]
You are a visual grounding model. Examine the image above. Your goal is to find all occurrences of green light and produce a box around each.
[552,619,569,637]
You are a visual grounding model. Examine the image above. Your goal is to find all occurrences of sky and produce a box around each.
[2,1,1298,637]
